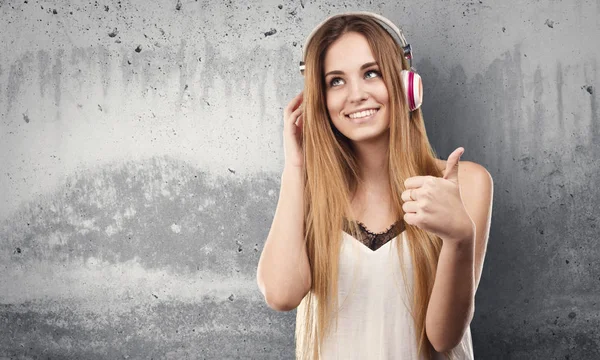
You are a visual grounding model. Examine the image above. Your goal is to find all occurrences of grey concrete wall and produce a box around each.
[0,0,598,359]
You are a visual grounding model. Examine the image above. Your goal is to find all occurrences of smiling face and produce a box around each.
[323,31,390,143]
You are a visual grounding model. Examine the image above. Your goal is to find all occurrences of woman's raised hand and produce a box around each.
[283,91,304,169]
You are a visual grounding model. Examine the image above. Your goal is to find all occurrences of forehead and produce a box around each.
[323,32,376,72]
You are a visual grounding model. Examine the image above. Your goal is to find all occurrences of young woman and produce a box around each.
[257,12,493,360]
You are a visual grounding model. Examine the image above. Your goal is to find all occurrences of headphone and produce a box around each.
[299,11,423,112]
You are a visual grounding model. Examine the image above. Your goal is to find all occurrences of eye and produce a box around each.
[329,77,344,87]
[365,69,381,79]
[326,70,380,88]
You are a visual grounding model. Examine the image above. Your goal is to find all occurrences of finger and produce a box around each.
[402,200,418,214]
[401,188,418,202]
[295,113,303,128]
[443,147,464,181]
[403,212,418,226]
[285,107,303,131]
[284,92,303,117]
[284,92,304,118]
[401,189,411,202]
[404,176,429,189]
[289,106,303,124]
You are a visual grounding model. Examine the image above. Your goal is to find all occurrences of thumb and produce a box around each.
[443,147,464,182]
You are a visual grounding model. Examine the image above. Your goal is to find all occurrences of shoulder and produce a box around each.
[435,159,493,213]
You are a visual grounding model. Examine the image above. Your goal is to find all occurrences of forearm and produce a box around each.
[425,229,476,352]
[256,165,310,311]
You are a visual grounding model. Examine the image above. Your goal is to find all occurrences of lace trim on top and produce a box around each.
[343,218,405,251]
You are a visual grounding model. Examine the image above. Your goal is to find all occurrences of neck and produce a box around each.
[351,133,391,195]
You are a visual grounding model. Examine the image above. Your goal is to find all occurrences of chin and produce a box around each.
[341,127,390,143]
[338,120,390,143]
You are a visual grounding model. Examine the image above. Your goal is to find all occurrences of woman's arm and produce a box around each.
[426,231,476,353]
[257,92,310,311]
[425,162,493,352]
[256,165,311,311]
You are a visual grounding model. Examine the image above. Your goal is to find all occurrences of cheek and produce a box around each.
[376,84,390,105]
[328,108,343,129]
[326,92,343,118]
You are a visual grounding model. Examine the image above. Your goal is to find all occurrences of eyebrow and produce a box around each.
[324,62,379,78]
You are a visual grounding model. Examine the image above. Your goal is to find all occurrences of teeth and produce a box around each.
[348,109,377,119]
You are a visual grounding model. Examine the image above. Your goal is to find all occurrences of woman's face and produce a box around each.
[323,31,390,143]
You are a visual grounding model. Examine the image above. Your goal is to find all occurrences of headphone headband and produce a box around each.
[299,11,414,75]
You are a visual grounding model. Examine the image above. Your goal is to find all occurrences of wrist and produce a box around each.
[283,163,303,175]
[442,224,475,251]
[281,164,304,185]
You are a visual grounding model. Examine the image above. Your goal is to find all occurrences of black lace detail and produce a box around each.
[343,218,405,251]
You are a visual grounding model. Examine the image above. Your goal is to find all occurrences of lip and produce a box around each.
[345,107,380,116]
[345,108,380,123]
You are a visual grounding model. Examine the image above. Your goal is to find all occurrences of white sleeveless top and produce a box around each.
[319,230,475,360]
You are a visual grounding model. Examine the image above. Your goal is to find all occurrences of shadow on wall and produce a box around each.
[0,155,295,358]
[418,45,600,359]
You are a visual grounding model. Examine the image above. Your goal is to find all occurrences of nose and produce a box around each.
[348,79,368,103]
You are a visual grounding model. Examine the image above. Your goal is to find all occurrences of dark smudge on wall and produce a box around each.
[0,156,296,358]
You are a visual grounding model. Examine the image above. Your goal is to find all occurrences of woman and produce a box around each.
[257,11,493,360]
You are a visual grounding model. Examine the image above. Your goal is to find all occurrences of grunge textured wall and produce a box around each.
[1,0,598,359]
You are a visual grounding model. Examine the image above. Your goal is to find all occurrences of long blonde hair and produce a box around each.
[296,14,452,359]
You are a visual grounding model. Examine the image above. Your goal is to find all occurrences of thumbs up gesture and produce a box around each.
[401,147,475,244]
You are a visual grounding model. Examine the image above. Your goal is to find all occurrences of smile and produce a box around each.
[345,108,379,123]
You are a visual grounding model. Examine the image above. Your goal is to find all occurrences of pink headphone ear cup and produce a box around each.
[400,70,423,111]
